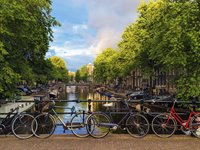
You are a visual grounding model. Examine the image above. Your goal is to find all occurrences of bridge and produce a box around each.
[65,83,92,86]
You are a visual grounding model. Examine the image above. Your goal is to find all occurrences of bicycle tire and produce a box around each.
[86,113,111,138]
[126,113,149,138]
[190,114,200,138]
[70,112,90,138]
[12,114,35,139]
[32,113,56,138]
[152,114,176,138]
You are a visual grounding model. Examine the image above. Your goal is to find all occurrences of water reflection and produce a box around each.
[54,86,108,134]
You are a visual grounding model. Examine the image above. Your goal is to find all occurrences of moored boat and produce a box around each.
[0,96,34,118]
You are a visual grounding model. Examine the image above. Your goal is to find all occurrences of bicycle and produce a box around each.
[86,99,150,138]
[32,99,90,138]
[0,104,35,139]
[69,99,92,138]
[152,97,200,138]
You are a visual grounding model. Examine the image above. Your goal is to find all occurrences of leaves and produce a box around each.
[0,0,60,98]
[93,0,200,99]
[48,56,68,82]
[75,65,88,82]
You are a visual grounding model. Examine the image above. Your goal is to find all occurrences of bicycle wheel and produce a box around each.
[86,113,111,138]
[12,114,35,139]
[70,112,90,138]
[152,114,176,138]
[190,114,200,138]
[126,113,149,138]
[32,113,56,138]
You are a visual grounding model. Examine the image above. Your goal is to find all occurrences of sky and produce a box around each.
[46,0,143,72]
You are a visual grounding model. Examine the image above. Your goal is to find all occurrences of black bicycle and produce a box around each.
[32,99,90,138]
[0,105,35,139]
[86,99,150,138]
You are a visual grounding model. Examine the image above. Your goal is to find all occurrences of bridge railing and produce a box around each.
[0,97,199,116]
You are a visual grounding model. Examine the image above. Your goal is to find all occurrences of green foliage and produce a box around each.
[135,0,200,98]
[48,56,68,82]
[79,65,88,82]
[0,0,60,98]
[75,65,88,82]
[49,56,66,69]
[93,0,200,99]
[75,70,81,82]
[93,48,117,83]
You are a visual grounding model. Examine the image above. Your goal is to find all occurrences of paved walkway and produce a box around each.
[0,134,199,150]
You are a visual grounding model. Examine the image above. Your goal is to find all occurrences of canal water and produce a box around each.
[54,86,109,134]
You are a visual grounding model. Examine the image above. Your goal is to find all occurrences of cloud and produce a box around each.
[50,44,93,58]
[72,0,141,55]
[50,0,144,70]
[49,42,94,71]
[72,24,88,33]
[63,54,94,71]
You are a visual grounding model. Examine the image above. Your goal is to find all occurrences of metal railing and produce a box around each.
[0,98,199,115]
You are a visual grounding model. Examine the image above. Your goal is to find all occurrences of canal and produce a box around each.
[54,86,109,134]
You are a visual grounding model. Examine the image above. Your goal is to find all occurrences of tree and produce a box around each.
[93,48,117,83]
[93,0,200,99]
[0,0,60,98]
[134,0,200,99]
[79,65,88,82]
[75,70,81,82]
[68,71,75,82]
[75,65,89,82]
[49,56,68,82]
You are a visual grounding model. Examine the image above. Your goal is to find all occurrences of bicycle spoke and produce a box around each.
[152,114,176,138]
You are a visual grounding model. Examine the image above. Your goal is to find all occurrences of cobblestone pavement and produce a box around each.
[0,134,199,150]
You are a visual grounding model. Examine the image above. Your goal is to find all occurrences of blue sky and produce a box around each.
[47,0,142,71]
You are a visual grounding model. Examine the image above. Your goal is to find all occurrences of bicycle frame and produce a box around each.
[104,101,133,127]
[166,101,200,129]
[0,107,20,134]
[48,105,78,129]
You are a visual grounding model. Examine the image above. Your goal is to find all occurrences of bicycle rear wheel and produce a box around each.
[152,114,176,138]
[32,113,56,138]
[190,114,200,138]
[126,113,149,138]
[86,113,111,138]
[12,114,35,139]
[70,112,90,138]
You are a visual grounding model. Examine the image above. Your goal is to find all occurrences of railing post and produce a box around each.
[88,99,92,113]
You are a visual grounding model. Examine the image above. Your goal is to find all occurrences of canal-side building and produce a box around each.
[122,69,178,95]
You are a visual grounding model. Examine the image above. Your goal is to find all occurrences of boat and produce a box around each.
[0,96,34,118]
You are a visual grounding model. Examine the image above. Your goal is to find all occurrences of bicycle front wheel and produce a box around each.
[70,112,90,138]
[86,113,111,138]
[32,113,56,138]
[12,114,35,139]
[126,113,149,138]
[152,114,176,138]
[190,114,200,138]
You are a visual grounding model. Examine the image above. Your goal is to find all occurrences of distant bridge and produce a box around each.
[65,83,92,87]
